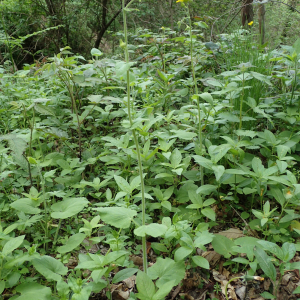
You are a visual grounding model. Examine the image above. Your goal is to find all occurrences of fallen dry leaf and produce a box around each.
[171,283,181,300]
[222,268,230,279]
[129,255,143,266]
[263,278,271,291]
[235,286,246,300]
[123,275,135,289]
[203,251,221,268]
[228,287,238,300]
[281,272,295,285]
[212,270,227,282]
[218,228,244,239]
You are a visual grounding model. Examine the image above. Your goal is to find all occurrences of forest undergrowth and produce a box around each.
[1,1,300,300]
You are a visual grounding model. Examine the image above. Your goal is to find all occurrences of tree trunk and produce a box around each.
[241,0,254,27]
[44,0,65,52]
[94,0,109,49]
[94,0,131,49]
[169,0,174,30]
[258,4,265,45]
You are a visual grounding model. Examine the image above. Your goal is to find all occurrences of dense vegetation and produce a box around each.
[2,0,300,299]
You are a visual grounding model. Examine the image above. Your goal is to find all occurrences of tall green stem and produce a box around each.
[38,164,48,250]
[239,72,245,130]
[122,0,147,274]
[187,5,204,185]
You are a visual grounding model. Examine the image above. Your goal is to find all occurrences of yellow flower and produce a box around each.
[248,21,254,26]
[176,0,190,2]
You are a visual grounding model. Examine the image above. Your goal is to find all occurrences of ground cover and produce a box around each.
[1,2,300,299]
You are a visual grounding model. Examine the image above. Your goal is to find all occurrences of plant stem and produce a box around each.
[225,277,240,300]
[38,164,48,250]
[53,219,62,246]
[239,71,245,130]
[58,71,83,160]
[122,0,147,274]
[187,5,204,185]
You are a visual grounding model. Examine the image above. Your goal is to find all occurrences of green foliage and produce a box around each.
[2,3,300,299]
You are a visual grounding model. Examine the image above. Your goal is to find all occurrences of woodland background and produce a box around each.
[1,0,300,68]
[2,1,300,300]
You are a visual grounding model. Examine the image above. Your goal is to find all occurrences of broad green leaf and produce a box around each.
[212,165,225,181]
[194,230,214,248]
[148,257,185,288]
[254,247,276,282]
[115,61,135,78]
[277,145,290,159]
[174,246,193,262]
[153,280,176,300]
[252,157,264,176]
[161,201,172,211]
[32,255,68,282]
[151,243,168,252]
[281,242,296,262]
[170,130,197,140]
[57,233,86,254]
[10,198,41,215]
[163,186,174,200]
[293,38,300,55]
[152,187,163,200]
[234,237,259,261]
[188,190,202,206]
[134,223,167,237]
[91,48,103,57]
[3,253,33,269]
[260,291,276,299]
[0,281,5,294]
[250,72,272,86]
[212,235,235,258]
[208,144,231,164]
[218,112,240,122]
[235,130,257,138]
[270,187,285,207]
[112,268,138,284]
[155,173,174,179]
[199,92,213,105]
[170,148,182,169]
[268,176,291,186]
[205,42,219,50]
[293,285,300,294]
[201,207,216,221]
[103,250,128,265]
[225,169,247,175]
[206,78,223,87]
[130,175,141,191]
[192,256,209,269]
[114,175,131,194]
[276,160,288,173]
[0,134,27,157]
[232,257,250,264]
[135,271,155,300]
[14,283,52,300]
[2,235,25,257]
[257,240,283,260]
[95,207,137,228]
[203,198,216,206]
[196,184,217,195]
[51,197,89,219]
[34,104,56,116]
[156,69,168,83]
[193,155,213,170]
